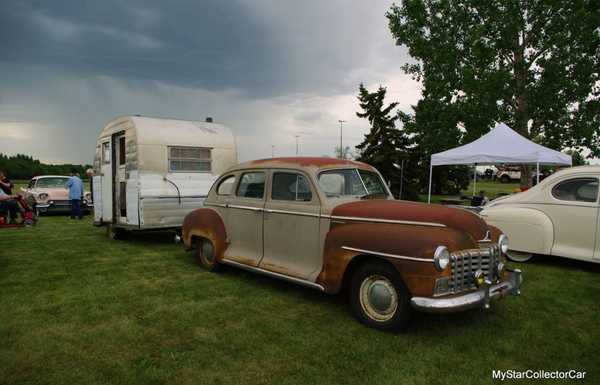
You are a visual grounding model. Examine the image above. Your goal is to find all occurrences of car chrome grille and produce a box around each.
[450,245,499,293]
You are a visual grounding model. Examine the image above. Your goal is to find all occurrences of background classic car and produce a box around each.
[183,157,521,331]
[21,175,93,215]
[481,165,600,263]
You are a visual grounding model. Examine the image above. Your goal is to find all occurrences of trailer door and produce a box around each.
[100,140,113,222]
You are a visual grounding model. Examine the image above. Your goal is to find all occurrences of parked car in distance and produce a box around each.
[182,157,522,331]
[20,175,93,215]
[481,166,600,264]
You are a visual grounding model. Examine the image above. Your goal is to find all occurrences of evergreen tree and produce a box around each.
[355,84,417,200]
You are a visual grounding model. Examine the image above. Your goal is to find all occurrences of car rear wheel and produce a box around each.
[506,250,534,263]
[349,261,411,332]
[195,238,221,272]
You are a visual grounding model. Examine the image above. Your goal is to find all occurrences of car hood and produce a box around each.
[30,188,69,199]
[331,199,489,241]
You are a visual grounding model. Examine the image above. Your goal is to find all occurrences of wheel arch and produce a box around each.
[182,207,228,260]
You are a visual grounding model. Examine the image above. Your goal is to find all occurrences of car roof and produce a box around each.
[230,157,376,172]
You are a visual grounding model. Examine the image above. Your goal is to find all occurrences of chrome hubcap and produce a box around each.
[359,275,398,322]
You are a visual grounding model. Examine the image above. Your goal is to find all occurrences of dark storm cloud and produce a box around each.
[0,0,287,94]
[0,0,418,163]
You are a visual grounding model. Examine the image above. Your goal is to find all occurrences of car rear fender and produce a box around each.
[480,207,553,255]
[182,208,228,259]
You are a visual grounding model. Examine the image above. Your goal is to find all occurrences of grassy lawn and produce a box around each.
[420,180,520,203]
[1,216,599,385]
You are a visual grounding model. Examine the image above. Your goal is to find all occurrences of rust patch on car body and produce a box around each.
[248,156,374,169]
[331,200,489,241]
[317,222,476,295]
[182,208,228,261]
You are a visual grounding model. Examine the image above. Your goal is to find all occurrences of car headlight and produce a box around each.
[498,234,509,254]
[37,193,49,201]
[433,246,450,271]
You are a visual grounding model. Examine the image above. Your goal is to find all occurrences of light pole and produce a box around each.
[294,135,300,155]
[271,145,275,158]
[338,120,346,159]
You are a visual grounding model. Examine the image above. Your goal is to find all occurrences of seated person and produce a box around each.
[0,189,19,224]
[471,190,489,207]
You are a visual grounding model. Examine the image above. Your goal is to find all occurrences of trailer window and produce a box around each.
[102,142,110,164]
[118,136,126,165]
[168,146,212,172]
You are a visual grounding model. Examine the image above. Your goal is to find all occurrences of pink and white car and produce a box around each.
[20,175,93,214]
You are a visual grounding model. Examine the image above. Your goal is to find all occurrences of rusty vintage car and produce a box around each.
[182,157,522,331]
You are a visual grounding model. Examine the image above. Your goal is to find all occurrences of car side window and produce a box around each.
[28,179,35,189]
[236,172,265,199]
[271,172,312,201]
[551,178,598,203]
[216,175,236,195]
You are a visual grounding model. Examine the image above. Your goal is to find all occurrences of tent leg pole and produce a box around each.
[428,164,433,204]
[473,165,477,196]
[536,162,540,185]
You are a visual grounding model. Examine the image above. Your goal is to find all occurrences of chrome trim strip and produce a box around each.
[220,258,325,291]
[264,208,320,218]
[341,246,433,263]
[328,215,446,228]
[140,195,207,200]
[228,204,264,212]
[204,203,227,208]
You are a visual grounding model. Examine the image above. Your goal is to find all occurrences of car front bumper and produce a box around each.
[36,201,94,212]
[410,269,522,314]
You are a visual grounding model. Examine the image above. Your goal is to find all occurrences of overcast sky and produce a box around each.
[0,0,421,164]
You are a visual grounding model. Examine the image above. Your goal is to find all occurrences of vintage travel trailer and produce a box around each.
[93,115,237,236]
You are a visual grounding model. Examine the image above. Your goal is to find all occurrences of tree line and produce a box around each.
[0,153,92,180]
[352,0,598,200]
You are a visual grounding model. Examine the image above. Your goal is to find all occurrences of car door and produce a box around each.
[261,171,321,280]
[222,171,266,267]
[545,176,599,260]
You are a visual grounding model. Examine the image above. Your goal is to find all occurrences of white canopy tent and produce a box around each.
[427,122,572,203]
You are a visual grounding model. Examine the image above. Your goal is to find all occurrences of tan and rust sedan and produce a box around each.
[182,157,522,331]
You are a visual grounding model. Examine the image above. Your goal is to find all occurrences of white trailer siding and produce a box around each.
[93,115,237,230]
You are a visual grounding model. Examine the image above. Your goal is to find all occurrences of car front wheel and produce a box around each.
[349,261,411,332]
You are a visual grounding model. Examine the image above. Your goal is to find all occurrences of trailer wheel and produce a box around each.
[500,174,511,183]
[195,238,221,272]
[107,225,128,240]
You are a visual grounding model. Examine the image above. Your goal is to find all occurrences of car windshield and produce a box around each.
[36,177,69,188]
[318,169,388,198]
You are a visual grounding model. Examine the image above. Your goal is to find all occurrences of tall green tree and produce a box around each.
[355,84,417,199]
[388,0,600,187]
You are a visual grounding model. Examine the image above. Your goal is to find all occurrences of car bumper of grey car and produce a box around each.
[410,269,522,314]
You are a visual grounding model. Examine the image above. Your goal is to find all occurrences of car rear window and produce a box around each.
[236,172,265,199]
[551,178,598,203]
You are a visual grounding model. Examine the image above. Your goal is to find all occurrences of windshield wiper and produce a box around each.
[359,192,388,200]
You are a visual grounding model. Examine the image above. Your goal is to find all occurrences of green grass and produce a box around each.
[420,180,520,203]
[1,216,599,385]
